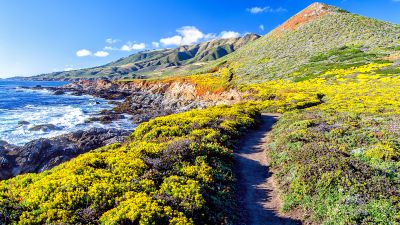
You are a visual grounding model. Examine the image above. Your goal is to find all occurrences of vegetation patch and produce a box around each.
[0,104,260,224]
[240,61,400,223]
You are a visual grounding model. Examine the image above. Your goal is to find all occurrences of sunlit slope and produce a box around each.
[203,2,400,83]
[31,34,259,81]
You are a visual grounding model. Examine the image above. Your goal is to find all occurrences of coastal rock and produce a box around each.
[0,140,16,151]
[86,113,125,124]
[0,128,130,180]
[22,78,243,124]
[18,121,30,125]
[53,90,65,95]
[29,124,60,132]
[61,79,243,123]
[0,156,9,167]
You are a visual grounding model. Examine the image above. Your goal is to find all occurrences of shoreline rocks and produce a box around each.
[29,124,60,132]
[20,79,243,123]
[0,128,130,180]
[62,79,243,123]
[4,78,244,180]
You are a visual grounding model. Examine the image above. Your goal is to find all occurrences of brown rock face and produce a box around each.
[63,79,244,123]
[68,79,242,108]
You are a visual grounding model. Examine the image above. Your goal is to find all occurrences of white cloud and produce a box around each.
[259,24,265,31]
[76,49,109,57]
[121,45,130,51]
[247,6,287,14]
[103,46,116,50]
[160,26,206,46]
[220,31,241,39]
[204,33,217,40]
[178,26,205,45]
[106,38,119,45]
[152,42,160,48]
[160,35,183,46]
[160,26,242,46]
[248,7,267,14]
[121,42,146,51]
[76,49,92,57]
[272,7,287,13]
[94,51,109,57]
[104,41,147,51]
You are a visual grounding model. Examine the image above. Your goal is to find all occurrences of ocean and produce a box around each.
[0,80,134,145]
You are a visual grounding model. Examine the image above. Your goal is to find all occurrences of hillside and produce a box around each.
[2,2,400,224]
[30,34,259,81]
[200,2,400,83]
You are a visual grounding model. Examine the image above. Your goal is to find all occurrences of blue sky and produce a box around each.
[0,0,399,78]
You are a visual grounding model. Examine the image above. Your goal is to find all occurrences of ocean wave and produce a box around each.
[15,87,52,94]
[1,82,134,146]
[0,103,134,146]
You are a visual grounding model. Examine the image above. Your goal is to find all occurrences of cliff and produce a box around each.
[65,79,243,122]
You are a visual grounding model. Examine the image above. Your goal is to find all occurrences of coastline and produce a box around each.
[0,78,243,180]
[0,80,134,180]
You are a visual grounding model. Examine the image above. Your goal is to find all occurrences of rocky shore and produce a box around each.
[29,79,243,123]
[3,79,243,180]
[0,128,129,180]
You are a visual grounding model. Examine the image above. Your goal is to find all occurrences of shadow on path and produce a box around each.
[234,114,302,225]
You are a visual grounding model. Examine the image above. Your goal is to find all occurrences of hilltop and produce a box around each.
[29,34,259,81]
[200,2,400,83]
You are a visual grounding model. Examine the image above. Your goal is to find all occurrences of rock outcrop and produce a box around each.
[64,79,243,123]
[0,128,129,180]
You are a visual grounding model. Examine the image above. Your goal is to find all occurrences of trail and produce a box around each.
[235,114,302,225]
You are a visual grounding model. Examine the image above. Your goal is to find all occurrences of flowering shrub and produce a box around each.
[0,104,260,224]
[243,61,400,223]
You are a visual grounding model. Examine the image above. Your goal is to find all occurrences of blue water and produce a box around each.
[0,80,134,145]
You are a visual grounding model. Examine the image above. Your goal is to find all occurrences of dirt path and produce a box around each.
[234,114,302,225]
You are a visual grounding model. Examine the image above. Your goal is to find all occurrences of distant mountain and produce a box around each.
[29,34,259,81]
[200,2,400,83]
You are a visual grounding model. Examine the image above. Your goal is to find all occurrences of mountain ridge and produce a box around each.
[28,33,259,81]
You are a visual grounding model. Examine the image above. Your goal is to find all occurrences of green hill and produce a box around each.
[201,2,400,83]
[30,34,259,81]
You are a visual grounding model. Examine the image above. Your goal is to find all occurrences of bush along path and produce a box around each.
[0,104,264,224]
[235,113,302,225]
